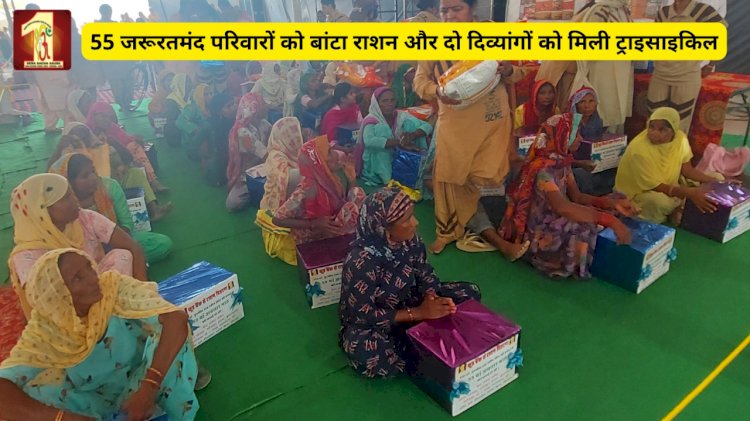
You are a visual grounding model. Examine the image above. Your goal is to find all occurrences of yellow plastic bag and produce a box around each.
[255,209,297,266]
[387,180,422,202]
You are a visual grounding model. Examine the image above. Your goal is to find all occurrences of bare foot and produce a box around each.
[148,201,173,222]
[150,179,170,193]
[428,239,448,255]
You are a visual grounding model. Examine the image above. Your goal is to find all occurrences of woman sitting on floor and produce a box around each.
[226,92,272,212]
[360,87,432,186]
[294,71,334,132]
[0,248,199,421]
[87,101,169,193]
[251,61,285,115]
[338,188,481,378]
[256,117,305,265]
[50,153,174,264]
[615,107,724,225]
[391,64,421,109]
[514,79,559,132]
[273,136,365,244]
[207,92,238,187]
[500,113,637,279]
[8,173,147,317]
[567,87,617,196]
[53,123,173,221]
[176,83,213,162]
[164,73,191,147]
[66,89,96,125]
[319,83,363,145]
[147,69,175,131]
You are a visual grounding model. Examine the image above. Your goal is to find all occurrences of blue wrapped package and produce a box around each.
[159,262,244,347]
[392,148,426,189]
[300,110,322,130]
[244,171,267,209]
[591,218,676,294]
[296,234,355,309]
[335,123,360,147]
[267,109,283,125]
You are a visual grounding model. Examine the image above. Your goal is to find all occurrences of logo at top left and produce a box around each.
[13,10,72,70]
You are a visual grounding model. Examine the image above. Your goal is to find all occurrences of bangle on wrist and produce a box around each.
[54,409,64,421]
[147,367,164,380]
[597,212,618,228]
[667,185,675,197]
[142,377,161,389]
[406,307,415,323]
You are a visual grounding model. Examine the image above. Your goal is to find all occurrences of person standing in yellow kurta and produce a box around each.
[413,0,527,255]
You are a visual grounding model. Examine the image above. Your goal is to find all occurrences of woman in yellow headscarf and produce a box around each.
[177,83,213,162]
[8,174,147,317]
[0,248,199,421]
[615,107,723,224]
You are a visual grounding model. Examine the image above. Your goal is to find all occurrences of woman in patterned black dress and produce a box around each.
[338,188,481,378]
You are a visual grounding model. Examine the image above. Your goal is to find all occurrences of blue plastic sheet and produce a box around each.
[158,261,235,306]
[598,217,674,254]
[245,175,266,209]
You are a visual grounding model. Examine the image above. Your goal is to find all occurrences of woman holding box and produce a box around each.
[360,87,432,187]
[49,153,173,264]
[338,188,481,378]
[615,107,724,225]
[273,136,365,244]
[501,114,638,279]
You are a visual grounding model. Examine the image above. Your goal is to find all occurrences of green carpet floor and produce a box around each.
[1,108,748,420]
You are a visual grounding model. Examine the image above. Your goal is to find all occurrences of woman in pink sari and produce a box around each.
[320,83,363,144]
[273,136,366,244]
[7,174,147,318]
[226,92,272,212]
[87,102,168,193]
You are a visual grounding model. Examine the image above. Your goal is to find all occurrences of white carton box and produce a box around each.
[124,187,151,232]
[158,262,245,347]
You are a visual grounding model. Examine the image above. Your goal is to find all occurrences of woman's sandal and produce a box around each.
[504,240,530,263]
[456,232,497,253]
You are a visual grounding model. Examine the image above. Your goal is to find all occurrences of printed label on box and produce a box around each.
[479,185,505,197]
[518,135,534,156]
[722,199,750,243]
[307,262,344,309]
[127,195,151,233]
[153,117,167,138]
[451,334,520,416]
[182,274,244,347]
[588,136,627,173]
[638,231,675,294]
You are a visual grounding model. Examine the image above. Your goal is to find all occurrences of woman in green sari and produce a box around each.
[50,153,173,264]
[177,83,213,162]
